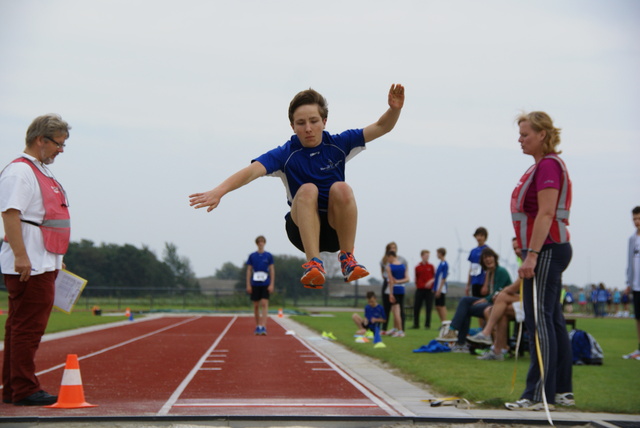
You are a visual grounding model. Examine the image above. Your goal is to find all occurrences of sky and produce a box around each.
[1,0,639,290]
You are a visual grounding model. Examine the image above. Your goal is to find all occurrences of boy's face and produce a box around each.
[421,252,430,262]
[256,239,266,250]
[291,104,327,148]
[367,297,377,307]
[634,213,640,232]
[475,233,486,245]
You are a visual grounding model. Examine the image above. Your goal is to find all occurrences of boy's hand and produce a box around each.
[388,84,405,110]
[189,189,222,212]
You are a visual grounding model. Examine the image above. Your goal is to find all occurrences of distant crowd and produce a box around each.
[563,283,634,318]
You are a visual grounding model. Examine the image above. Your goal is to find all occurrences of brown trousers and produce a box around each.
[2,271,56,402]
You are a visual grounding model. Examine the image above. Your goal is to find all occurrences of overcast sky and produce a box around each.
[1,0,638,290]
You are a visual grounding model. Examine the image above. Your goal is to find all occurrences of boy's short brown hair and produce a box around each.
[474,227,488,238]
[288,89,328,124]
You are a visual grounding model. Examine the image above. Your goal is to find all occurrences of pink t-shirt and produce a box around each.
[523,157,563,244]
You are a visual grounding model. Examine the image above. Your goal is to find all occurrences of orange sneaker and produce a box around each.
[339,251,369,282]
[301,258,325,289]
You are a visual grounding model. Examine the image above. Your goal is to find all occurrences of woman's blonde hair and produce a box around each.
[517,111,562,155]
[381,241,397,265]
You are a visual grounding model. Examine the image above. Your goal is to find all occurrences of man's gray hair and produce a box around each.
[25,114,71,146]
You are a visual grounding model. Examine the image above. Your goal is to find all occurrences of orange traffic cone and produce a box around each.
[278,308,284,318]
[124,307,131,318]
[46,354,97,409]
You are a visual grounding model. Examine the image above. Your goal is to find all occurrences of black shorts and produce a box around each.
[285,211,339,253]
[471,283,484,298]
[251,286,270,302]
[435,294,446,307]
[392,293,405,306]
[634,291,640,321]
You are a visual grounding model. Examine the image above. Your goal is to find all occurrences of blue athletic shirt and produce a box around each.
[252,129,366,212]
[364,304,386,323]
[468,245,488,285]
[246,251,274,287]
[434,260,449,294]
[389,263,406,295]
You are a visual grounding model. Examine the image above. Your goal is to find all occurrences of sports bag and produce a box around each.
[568,329,604,365]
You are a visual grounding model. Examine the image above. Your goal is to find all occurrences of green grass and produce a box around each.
[292,311,640,414]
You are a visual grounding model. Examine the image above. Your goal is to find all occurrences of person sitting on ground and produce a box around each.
[467,280,521,360]
[439,247,512,352]
[352,291,387,336]
[385,250,409,337]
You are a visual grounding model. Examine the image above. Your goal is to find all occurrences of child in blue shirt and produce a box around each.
[352,291,386,335]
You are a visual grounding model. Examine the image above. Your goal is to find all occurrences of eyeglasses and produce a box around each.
[45,136,66,149]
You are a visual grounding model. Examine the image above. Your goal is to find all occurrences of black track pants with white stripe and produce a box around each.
[521,242,573,404]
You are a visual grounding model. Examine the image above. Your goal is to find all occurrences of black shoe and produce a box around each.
[410,326,420,329]
[3,399,12,404]
[13,390,57,406]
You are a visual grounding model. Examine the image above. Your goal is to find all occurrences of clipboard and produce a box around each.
[53,269,88,314]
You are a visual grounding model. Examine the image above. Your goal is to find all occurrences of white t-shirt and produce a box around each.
[0,154,64,274]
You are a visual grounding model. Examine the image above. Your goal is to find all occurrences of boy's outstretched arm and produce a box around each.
[189,161,267,212]
[363,83,405,143]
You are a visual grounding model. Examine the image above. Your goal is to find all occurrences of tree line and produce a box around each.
[63,240,199,296]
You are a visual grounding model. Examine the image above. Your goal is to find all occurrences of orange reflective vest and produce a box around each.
[511,154,571,250]
[10,158,71,254]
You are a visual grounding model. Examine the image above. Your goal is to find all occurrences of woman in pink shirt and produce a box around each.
[506,112,574,412]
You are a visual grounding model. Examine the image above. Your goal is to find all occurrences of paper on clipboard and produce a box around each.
[54,269,88,314]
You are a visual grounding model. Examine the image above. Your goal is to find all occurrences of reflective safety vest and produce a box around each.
[9,158,71,255]
[511,154,571,250]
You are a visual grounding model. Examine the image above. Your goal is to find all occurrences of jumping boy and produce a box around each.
[352,291,386,335]
[190,84,405,288]
[246,235,275,335]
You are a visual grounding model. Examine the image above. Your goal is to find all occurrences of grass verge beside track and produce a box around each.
[292,311,639,415]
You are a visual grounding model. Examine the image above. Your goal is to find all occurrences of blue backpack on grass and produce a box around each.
[568,329,604,365]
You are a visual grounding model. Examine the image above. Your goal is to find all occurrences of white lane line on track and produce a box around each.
[156,315,237,416]
[34,316,202,377]
[0,316,202,392]
[281,322,401,417]
[173,402,379,408]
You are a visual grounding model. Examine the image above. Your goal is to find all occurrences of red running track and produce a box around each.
[0,315,400,417]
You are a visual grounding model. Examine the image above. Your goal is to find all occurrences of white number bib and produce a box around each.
[469,262,482,277]
[253,271,268,282]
